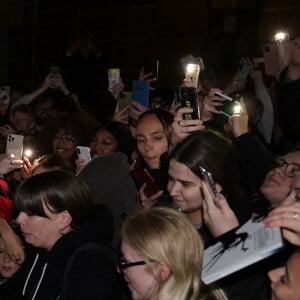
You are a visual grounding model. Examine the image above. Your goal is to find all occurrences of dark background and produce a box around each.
[0,0,300,91]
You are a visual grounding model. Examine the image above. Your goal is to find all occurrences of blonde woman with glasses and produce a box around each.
[119,207,226,300]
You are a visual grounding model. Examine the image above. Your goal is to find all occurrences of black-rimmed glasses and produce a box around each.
[271,157,300,177]
[118,257,147,271]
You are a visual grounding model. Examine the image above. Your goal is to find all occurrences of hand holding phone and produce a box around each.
[129,168,160,198]
[213,91,240,118]
[177,86,200,120]
[76,146,92,164]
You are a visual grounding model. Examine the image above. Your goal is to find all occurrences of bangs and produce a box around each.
[14,178,48,218]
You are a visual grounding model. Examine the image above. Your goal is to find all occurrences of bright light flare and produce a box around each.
[24,149,33,157]
[274,32,289,43]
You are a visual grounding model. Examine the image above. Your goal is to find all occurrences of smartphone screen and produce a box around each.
[108,68,120,92]
[177,86,200,120]
[132,80,150,108]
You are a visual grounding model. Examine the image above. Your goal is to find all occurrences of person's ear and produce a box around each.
[57,210,72,231]
[158,262,171,281]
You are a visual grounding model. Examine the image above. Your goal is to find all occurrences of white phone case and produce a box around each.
[76,146,92,163]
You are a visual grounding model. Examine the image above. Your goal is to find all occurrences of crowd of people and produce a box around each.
[0,32,299,299]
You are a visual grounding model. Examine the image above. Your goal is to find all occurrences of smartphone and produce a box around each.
[143,57,159,89]
[76,146,92,163]
[0,86,10,105]
[132,80,150,108]
[177,86,200,120]
[6,134,24,162]
[239,63,251,80]
[108,68,121,92]
[199,165,220,208]
[213,91,240,117]
[49,65,60,75]
[185,63,200,88]
[118,91,132,111]
[263,44,280,76]
[129,168,160,198]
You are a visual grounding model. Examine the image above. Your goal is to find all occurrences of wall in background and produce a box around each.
[1,0,299,93]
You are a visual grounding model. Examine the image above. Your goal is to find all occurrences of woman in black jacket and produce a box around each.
[0,170,119,300]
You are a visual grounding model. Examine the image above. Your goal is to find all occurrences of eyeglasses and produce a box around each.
[118,257,147,271]
[271,157,300,177]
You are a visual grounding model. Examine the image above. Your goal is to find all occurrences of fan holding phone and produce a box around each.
[131,109,174,209]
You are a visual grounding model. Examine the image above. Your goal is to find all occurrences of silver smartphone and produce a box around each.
[199,165,220,208]
[6,134,24,163]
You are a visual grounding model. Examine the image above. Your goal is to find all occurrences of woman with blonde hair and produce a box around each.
[119,207,226,300]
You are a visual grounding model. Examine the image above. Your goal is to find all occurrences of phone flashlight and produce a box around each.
[233,102,241,115]
[24,149,33,158]
[185,63,200,88]
[274,32,289,43]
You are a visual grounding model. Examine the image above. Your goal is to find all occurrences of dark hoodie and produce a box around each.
[0,204,120,300]
[78,152,137,247]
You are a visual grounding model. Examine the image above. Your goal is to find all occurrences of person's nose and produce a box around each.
[274,165,286,177]
[167,180,180,197]
[268,267,283,283]
[144,139,153,151]
[16,212,27,225]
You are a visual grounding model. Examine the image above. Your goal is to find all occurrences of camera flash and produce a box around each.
[24,149,33,157]
[274,32,289,43]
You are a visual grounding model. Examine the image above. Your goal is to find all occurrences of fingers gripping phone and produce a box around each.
[199,165,220,208]
[129,168,160,198]
[213,91,240,117]
[6,134,24,163]
[177,86,200,120]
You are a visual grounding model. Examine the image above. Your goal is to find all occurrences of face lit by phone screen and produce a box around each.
[136,114,168,169]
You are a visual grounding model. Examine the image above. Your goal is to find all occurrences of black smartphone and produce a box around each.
[129,168,160,198]
[143,57,159,82]
[177,86,200,120]
[213,91,241,117]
